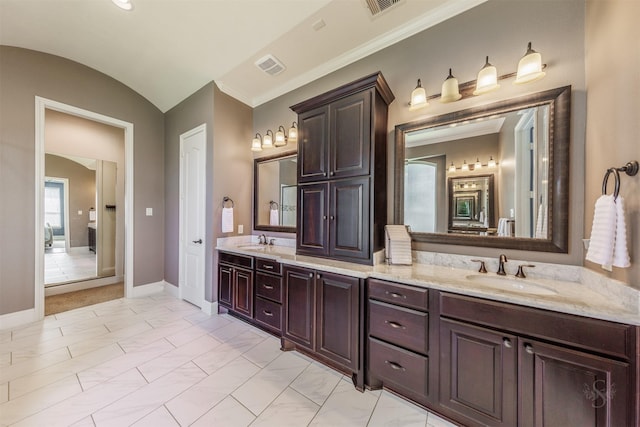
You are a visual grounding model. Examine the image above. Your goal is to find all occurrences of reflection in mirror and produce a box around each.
[395,86,570,253]
[254,151,297,232]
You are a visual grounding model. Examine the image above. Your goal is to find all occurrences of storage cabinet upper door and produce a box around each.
[218,264,233,308]
[297,183,329,256]
[440,318,518,427]
[330,177,369,260]
[283,266,316,349]
[298,106,329,183]
[315,272,360,371]
[518,338,630,427]
[330,90,371,179]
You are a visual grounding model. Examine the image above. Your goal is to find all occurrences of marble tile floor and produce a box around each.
[45,246,97,286]
[0,292,458,427]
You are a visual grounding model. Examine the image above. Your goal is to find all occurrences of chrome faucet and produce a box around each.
[258,234,267,245]
[497,254,508,275]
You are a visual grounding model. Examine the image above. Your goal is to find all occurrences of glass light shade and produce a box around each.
[515,42,546,84]
[251,133,262,152]
[488,156,497,168]
[461,160,469,171]
[409,79,428,110]
[274,126,287,147]
[262,130,273,148]
[449,162,456,173]
[473,56,500,95]
[475,158,482,169]
[288,122,298,143]
[440,69,462,103]
[111,0,133,10]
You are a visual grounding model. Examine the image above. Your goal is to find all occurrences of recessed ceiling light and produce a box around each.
[111,0,133,11]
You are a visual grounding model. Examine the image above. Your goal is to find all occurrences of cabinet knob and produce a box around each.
[309,273,314,278]
[323,215,327,220]
[385,291,406,299]
[385,360,406,371]
[330,171,335,176]
[262,284,274,290]
[263,265,274,270]
[503,338,512,348]
[323,173,327,177]
[316,274,321,279]
[263,310,273,317]
[524,344,534,355]
[330,215,335,220]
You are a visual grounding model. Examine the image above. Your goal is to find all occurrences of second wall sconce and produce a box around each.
[408,42,547,109]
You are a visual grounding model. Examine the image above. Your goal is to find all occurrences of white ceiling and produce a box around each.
[0,0,485,112]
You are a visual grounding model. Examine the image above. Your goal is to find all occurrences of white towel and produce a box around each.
[534,202,548,239]
[497,218,508,236]
[269,208,279,226]
[585,195,629,270]
[478,210,485,225]
[222,207,234,233]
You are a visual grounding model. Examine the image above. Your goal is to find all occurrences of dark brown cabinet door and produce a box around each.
[519,338,630,427]
[315,272,360,371]
[283,266,315,350]
[297,183,329,256]
[440,319,518,427]
[330,177,369,260]
[298,106,328,183]
[233,268,254,319]
[329,90,371,179]
[218,264,233,308]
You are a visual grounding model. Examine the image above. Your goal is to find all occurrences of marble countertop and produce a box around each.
[216,243,640,326]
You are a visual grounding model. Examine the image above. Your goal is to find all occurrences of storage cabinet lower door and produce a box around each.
[297,183,329,257]
[518,338,630,427]
[232,268,253,319]
[330,177,369,261]
[315,272,360,371]
[283,267,315,349]
[440,319,517,427]
[218,264,233,308]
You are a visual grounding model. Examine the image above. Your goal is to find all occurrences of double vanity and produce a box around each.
[233,73,639,426]
[217,241,639,427]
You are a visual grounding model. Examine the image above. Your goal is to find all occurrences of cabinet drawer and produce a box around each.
[368,279,428,311]
[255,272,283,303]
[254,297,282,333]
[219,251,253,269]
[256,258,281,275]
[440,292,635,360]
[369,300,428,354]
[369,337,428,399]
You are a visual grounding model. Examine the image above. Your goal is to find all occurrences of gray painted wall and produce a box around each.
[253,0,587,267]
[0,46,165,315]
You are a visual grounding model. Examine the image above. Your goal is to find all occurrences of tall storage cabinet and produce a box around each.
[291,72,394,265]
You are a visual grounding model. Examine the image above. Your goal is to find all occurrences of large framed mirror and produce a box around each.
[395,86,570,252]
[254,151,297,232]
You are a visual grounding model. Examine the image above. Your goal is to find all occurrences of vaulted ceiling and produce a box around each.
[0,0,485,112]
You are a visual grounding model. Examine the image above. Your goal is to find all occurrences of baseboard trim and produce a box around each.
[164,282,179,297]
[45,276,124,297]
[201,300,217,315]
[130,280,166,298]
[0,308,38,330]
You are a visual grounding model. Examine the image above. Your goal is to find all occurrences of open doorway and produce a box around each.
[35,97,134,320]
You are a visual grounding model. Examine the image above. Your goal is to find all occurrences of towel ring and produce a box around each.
[222,196,234,208]
[602,168,620,200]
[269,201,279,209]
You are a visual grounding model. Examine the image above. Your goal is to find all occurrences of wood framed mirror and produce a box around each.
[254,151,297,233]
[394,86,570,252]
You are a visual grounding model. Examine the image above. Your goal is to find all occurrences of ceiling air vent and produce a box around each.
[364,0,402,16]
[255,54,286,76]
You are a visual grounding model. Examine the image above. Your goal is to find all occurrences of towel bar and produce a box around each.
[602,160,638,200]
[222,196,234,208]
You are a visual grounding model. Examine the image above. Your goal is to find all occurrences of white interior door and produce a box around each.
[179,124,206,307]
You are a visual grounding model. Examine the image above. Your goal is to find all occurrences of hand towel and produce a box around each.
[535,202,548,239]
[222,207,234,233]
[612,196,631,268]
[497,218,508,236]
[478,210,485,225]
[269,208,279,226]
[585,195,617,270]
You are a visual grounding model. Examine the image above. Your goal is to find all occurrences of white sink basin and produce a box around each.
[236,244,267,250]
[465,274,558,296]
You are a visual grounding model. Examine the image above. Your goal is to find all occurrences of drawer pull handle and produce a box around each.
[385,291,406,299]
[262,284,274,290]
[385,361,406,371]
[385,320,406,329]
[503,338,512,348]
[524,344,534,355]
[263,310,274,317]
[263,265,274,270]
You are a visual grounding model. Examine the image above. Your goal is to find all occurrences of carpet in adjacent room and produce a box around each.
[45,282,124,315]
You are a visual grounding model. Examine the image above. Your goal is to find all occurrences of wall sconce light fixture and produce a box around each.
[288,122,298,143]
[262,130,274,149]
[251,133,263,152]
[407,42,547,109]
[488,156,497,168]
[448,156,498,172]
[275,126,288,147]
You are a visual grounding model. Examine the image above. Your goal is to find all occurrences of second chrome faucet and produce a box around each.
[497,254,508,275]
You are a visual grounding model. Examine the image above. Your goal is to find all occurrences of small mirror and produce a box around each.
[395,86,570,252]
[254,151,297,232]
